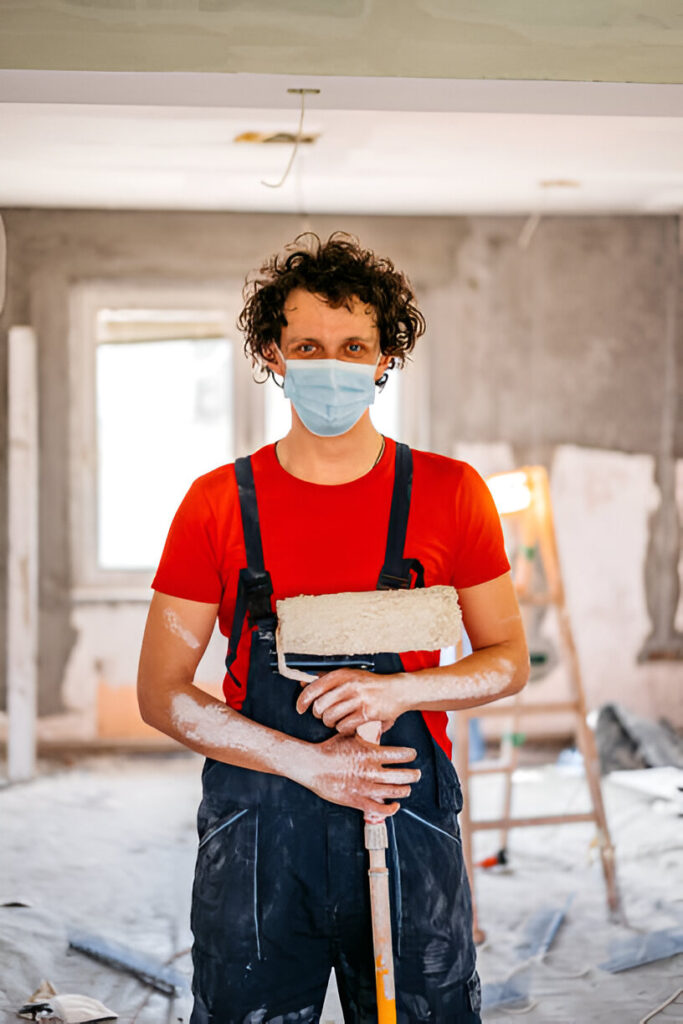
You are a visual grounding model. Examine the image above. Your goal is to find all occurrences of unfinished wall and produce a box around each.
[0,209,680,737]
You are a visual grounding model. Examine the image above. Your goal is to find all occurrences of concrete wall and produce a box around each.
[1,0,682,83]
[0,209,680,736]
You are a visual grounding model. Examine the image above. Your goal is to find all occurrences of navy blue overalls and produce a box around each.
[189,443,482,1024]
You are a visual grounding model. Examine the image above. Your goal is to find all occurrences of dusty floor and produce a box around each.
[0,752,681,1024]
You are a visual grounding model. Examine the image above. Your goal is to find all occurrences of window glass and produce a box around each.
[96,336,232,570]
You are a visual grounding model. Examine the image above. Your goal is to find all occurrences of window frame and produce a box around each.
[68,279,262,602]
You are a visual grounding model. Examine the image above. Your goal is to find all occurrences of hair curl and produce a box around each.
[238,232,425,379]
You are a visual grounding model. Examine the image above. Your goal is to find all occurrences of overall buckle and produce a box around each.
[377,558,425,591]
[240,567,275,630]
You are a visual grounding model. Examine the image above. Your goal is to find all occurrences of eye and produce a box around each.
[347,343,363,354]
[296,343,316,354]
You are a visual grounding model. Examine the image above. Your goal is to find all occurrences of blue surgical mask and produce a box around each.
[282,358,379,437]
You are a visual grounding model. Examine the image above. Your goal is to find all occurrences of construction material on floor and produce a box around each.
[18,979,117,1022]
[67,931,187,996]
[481,967,533,1013]
[595,703,683,773]
[480,899,570,1012]
[599,927,683,973]
[514,898,572,960]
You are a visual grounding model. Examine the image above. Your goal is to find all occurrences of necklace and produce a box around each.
[274,435,385,470]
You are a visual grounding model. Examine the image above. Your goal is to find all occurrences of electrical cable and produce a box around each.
[261,91,308,190]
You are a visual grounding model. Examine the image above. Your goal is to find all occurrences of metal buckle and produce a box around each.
[240,568,274,627]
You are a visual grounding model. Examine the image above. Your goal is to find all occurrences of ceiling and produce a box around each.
[1,72,682,215]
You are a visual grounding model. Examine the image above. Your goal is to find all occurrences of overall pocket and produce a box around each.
[191,802,261,964]
[393,802,474,981]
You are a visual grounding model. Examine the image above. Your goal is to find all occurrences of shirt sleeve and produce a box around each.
[151,477,224,603]
[452,462,510,589]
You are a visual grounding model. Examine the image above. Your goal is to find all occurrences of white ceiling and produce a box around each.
[1,73,682,215]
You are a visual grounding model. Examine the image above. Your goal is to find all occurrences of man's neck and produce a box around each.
[275,413,385,485]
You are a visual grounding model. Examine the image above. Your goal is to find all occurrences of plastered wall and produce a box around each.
[0,209,680,736]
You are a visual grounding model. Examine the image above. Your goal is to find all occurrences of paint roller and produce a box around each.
[275,584,463,1024]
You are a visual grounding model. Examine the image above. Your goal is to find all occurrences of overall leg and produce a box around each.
[391,800,481,1023]
[190,799,332,1024]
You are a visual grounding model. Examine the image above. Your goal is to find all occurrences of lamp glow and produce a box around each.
[486,471,532,515]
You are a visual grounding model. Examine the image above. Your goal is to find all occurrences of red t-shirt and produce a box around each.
[152,437,510,758]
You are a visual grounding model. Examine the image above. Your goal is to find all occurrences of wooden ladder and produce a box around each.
[452,465,621,943]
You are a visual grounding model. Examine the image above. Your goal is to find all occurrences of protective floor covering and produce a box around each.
[1,754,681,1023]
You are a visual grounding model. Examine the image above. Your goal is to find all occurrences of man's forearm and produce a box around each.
[139,681,422,816]
[140,682,312,782]
[396,640,529,714]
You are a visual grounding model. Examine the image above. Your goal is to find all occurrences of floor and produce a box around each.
[0,752,681,1024]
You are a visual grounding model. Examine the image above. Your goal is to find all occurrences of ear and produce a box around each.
[375,351,394,380]
[262,343,285,377]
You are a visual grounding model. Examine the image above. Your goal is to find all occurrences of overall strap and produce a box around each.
[235,455,266,572]
[377,442,425,590]
[226,457,275,679]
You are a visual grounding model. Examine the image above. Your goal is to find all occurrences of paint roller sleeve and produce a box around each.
[276,586,462,656]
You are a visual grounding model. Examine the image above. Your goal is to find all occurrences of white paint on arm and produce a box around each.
[452,659,514,699]
[169,691,313,776]
[162,607,201,650]
[171,692,232,745]
[400,656,517,710]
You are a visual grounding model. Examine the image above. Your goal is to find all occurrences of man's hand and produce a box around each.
[291,732,420,818]
[296,668,408,735]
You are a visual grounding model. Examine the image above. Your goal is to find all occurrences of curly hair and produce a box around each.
[238,232,425,377]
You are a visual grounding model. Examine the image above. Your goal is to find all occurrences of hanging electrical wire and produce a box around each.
[261,89,318,190]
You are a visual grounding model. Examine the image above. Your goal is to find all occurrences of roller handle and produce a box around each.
[357,719,397,1021]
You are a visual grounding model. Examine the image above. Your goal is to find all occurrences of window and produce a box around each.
[96,313,233,571]
[70,283,260,598]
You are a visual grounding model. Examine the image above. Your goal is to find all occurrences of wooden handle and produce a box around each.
[368,847,397,1023]
[357,720,397,1019]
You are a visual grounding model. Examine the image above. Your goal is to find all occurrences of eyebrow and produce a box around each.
[287,335,373,344]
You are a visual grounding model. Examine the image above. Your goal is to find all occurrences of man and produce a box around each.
[138,233,529,1024]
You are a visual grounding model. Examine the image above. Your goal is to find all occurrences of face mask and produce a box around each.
[282,357,379,437]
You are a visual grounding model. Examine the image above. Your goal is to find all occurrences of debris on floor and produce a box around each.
[68,930,188,996]
[17,979,117,1022]
[475,849,508,870]
[514,897,573,960]
[481,966,533,1013]
[598,927,683,973]
[481,899,571,1013]
[595,703,683,773]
